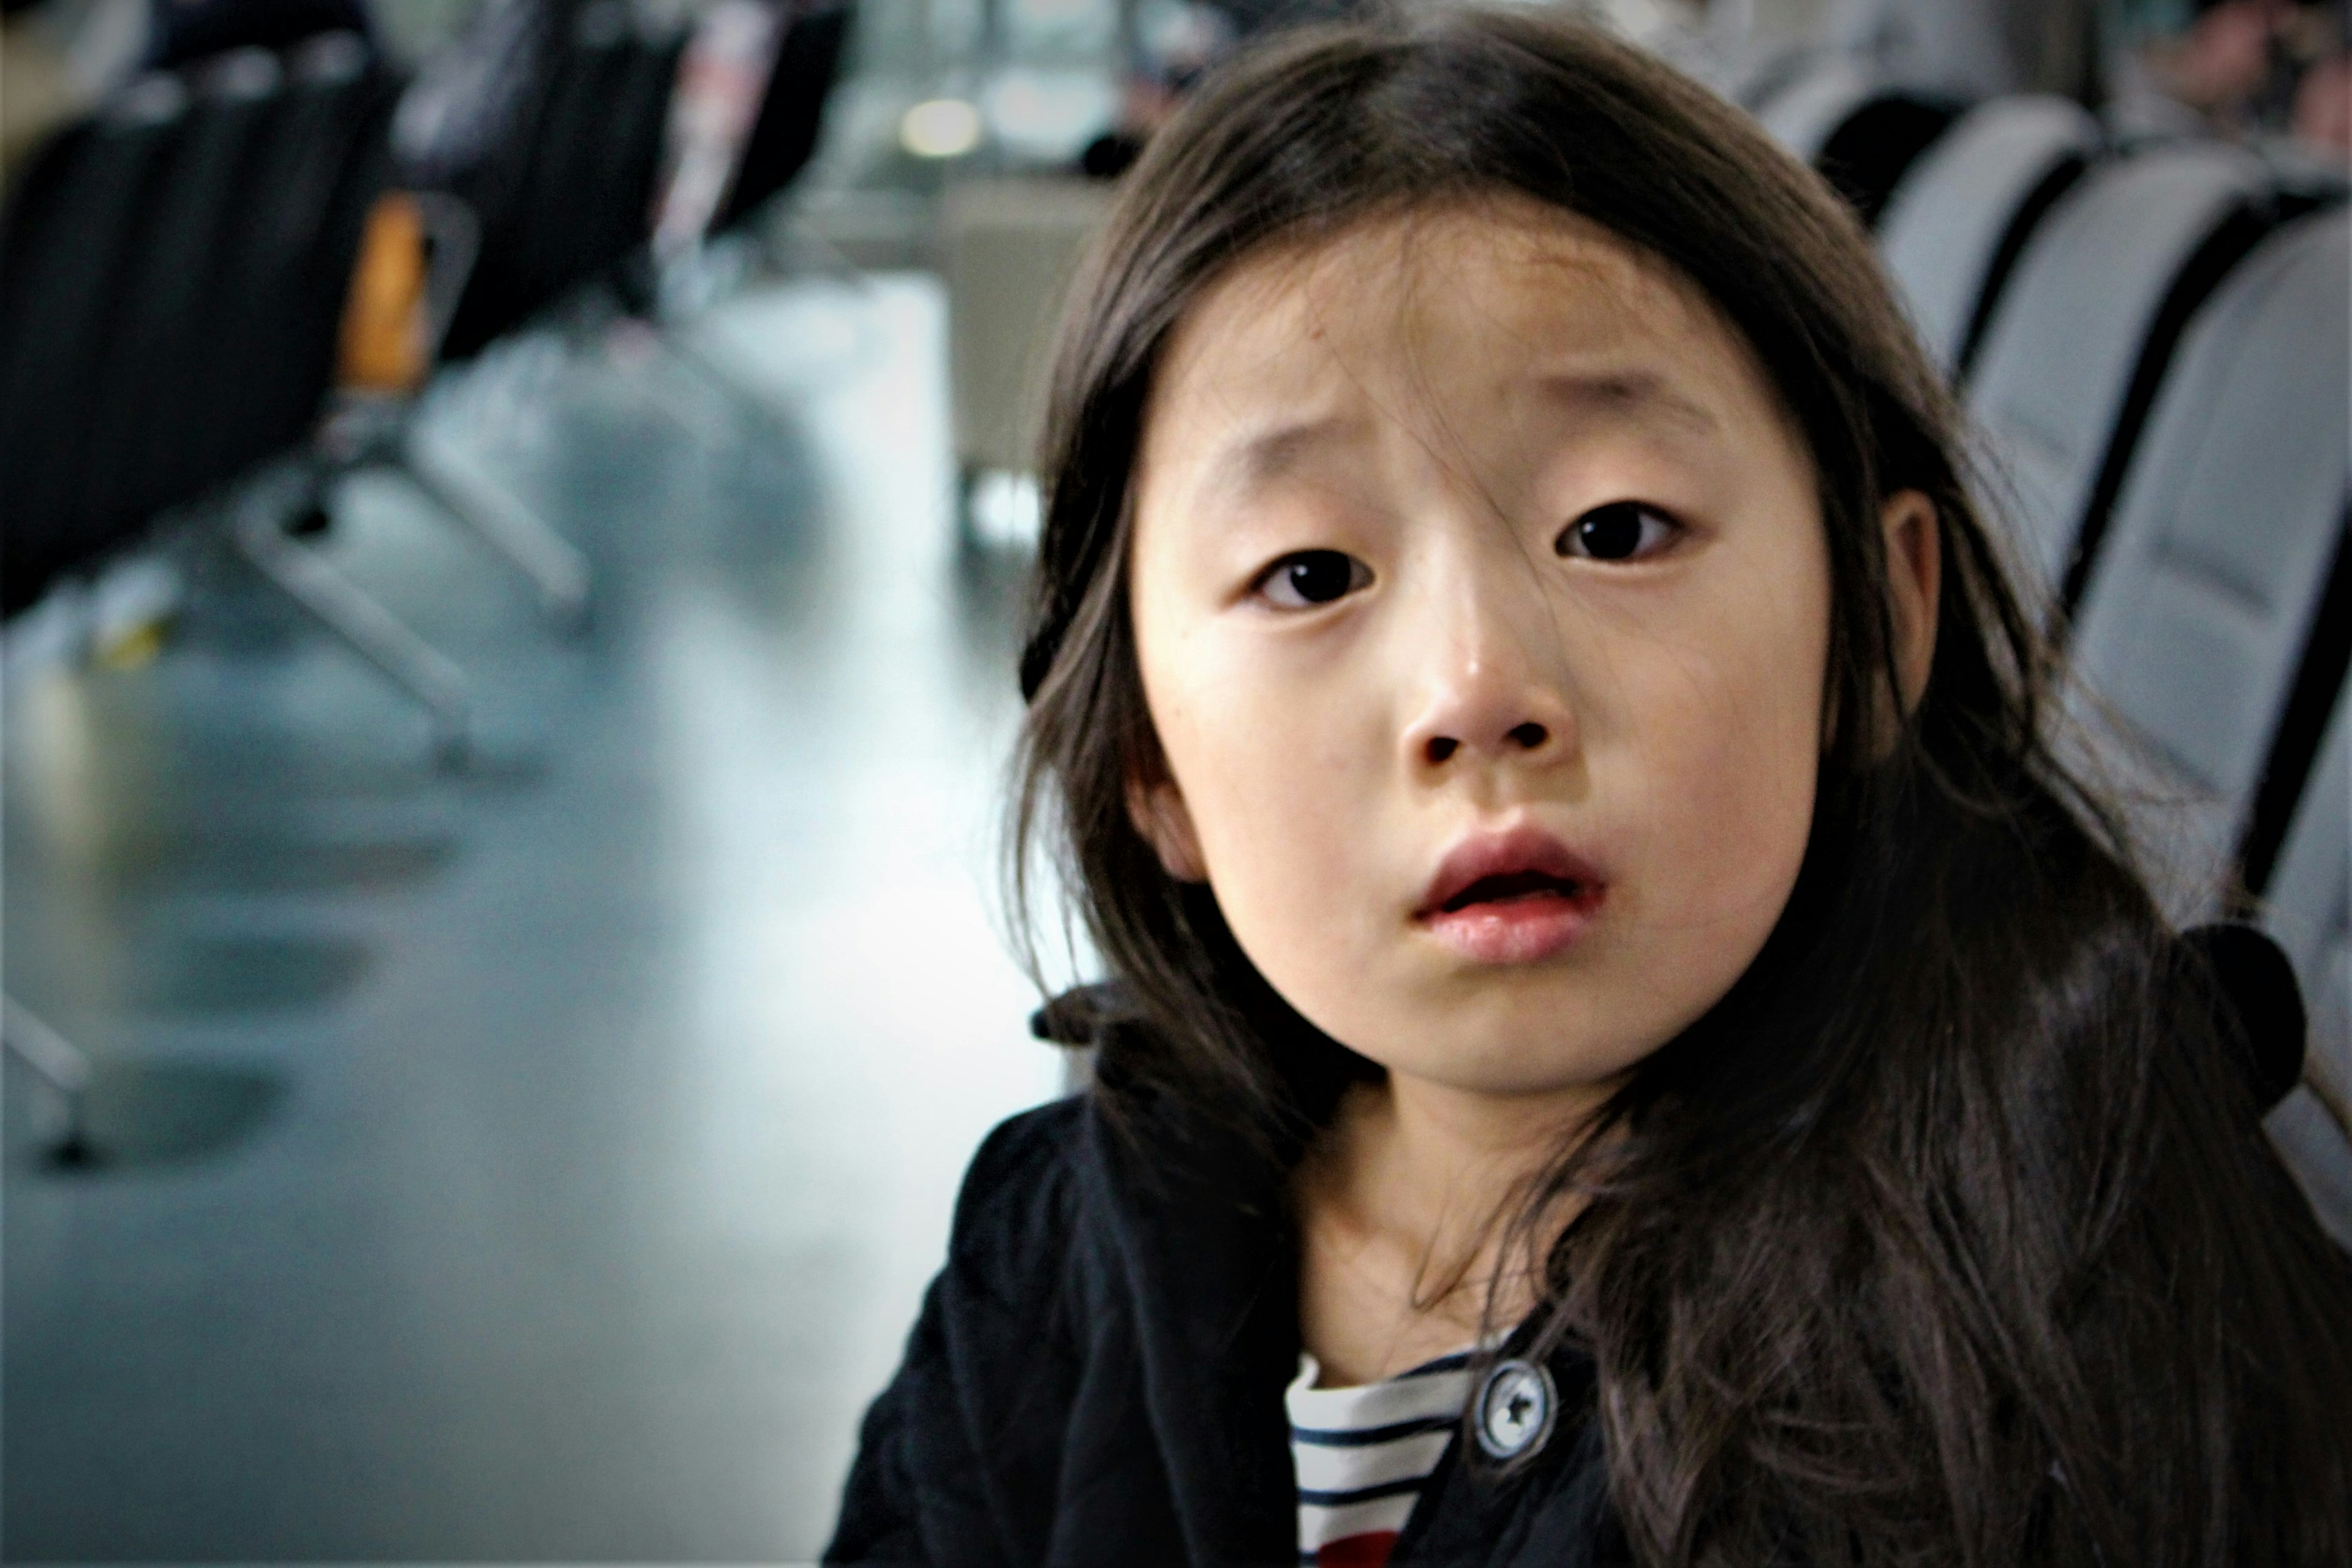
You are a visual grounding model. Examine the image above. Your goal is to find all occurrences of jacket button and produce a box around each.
[1474,1358,1556,1461]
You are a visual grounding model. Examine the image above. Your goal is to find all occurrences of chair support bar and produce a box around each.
[402,428,592,632]
[233,503,471,769]
[2,997,92,1158]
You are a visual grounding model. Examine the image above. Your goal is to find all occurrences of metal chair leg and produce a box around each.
[4,997,93,1161]
[401,426,593,634]
[233,506,472,771]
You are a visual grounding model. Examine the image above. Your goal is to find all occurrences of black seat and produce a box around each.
[0,80,190,616]
[437,0,585,358]
[712,0,852,234]
[145,0,375,70]
[440,3,682,355]
[518,20,681,305]
[79,51,287,545]
[223,40,401,474]
[183,36,393,491]
[502,16,637,312]
[0,31,399,623]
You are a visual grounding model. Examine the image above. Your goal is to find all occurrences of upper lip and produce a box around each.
[1416,823,1605,918]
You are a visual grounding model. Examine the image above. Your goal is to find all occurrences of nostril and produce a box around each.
[1507,722,1548,750]
[1425,736,1460,765]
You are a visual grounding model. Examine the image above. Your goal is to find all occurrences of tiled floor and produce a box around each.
[2,274,1069,1559]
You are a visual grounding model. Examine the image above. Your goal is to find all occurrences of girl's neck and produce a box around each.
[1293,1070,1612,1385]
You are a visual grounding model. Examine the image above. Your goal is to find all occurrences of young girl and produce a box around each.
[829,10,2352,1565]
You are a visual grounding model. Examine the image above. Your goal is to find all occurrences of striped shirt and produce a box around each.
[1286,1349,1475,1568]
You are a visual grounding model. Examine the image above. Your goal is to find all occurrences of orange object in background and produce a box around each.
[337,192,430,393]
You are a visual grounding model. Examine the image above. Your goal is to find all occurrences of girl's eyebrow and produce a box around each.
[1207,415,1367,502]
[1534,368,1719,436]
[1197,371,1716,508]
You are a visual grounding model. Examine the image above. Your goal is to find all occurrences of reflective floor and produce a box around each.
[2,276,1068,1559]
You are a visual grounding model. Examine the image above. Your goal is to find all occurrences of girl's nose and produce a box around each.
[1395,517,1582,780]
[1401,651,1578,776]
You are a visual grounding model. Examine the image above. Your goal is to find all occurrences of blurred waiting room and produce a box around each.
[2,0,2346,1558]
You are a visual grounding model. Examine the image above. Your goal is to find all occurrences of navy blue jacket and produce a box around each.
[824,930,2320,1565]
[823,1028,1630,1567]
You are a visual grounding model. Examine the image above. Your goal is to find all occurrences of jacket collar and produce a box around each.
[1039,984,1629,1565]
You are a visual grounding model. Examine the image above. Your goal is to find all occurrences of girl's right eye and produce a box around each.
[1255,550,1372,609]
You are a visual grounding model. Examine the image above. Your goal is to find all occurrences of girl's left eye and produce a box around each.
[1256,549,1373,608]
[1554,501,1680,562]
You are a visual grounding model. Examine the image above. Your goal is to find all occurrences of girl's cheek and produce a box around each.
[1224,673,1377,869]
[1613,611,1825,930]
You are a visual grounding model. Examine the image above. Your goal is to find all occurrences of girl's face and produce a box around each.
[1126,200,1836,1098]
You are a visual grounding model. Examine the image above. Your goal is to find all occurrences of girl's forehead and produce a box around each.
[1138,200,1778,479]
[1144,198,1782,469]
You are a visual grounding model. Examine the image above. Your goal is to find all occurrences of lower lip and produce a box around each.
[1419,888,1604,965]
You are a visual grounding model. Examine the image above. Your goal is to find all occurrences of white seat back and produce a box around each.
[1754,52,1880,158]
[2067,211,2351,901]
[1876,95,2100,374]
[1967,142,2269,592]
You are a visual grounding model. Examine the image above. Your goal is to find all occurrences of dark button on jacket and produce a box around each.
[824,1038,1630,1567]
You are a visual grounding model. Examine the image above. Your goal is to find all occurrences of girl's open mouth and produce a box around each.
[1416,827,1608,964]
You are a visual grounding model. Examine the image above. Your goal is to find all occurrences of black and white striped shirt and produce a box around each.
[1285,1349,1475,1567]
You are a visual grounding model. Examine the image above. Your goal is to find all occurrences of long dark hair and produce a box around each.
[1008,10,2352,1563]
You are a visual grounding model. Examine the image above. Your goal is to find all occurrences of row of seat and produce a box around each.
[0,0,851,1154]
[1757,62,2350,1236]
[439,0,848,360]
[1,0,850,700]
[1,35,396,618]
[439,2,688,360]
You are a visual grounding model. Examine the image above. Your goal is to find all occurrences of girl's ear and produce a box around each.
[1882,489,1940,716]
[1126,773,1208,882]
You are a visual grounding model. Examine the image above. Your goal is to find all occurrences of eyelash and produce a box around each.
[1554,500,1681,562]
[1254,550,1373,609]
[1251,500,1681,609]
